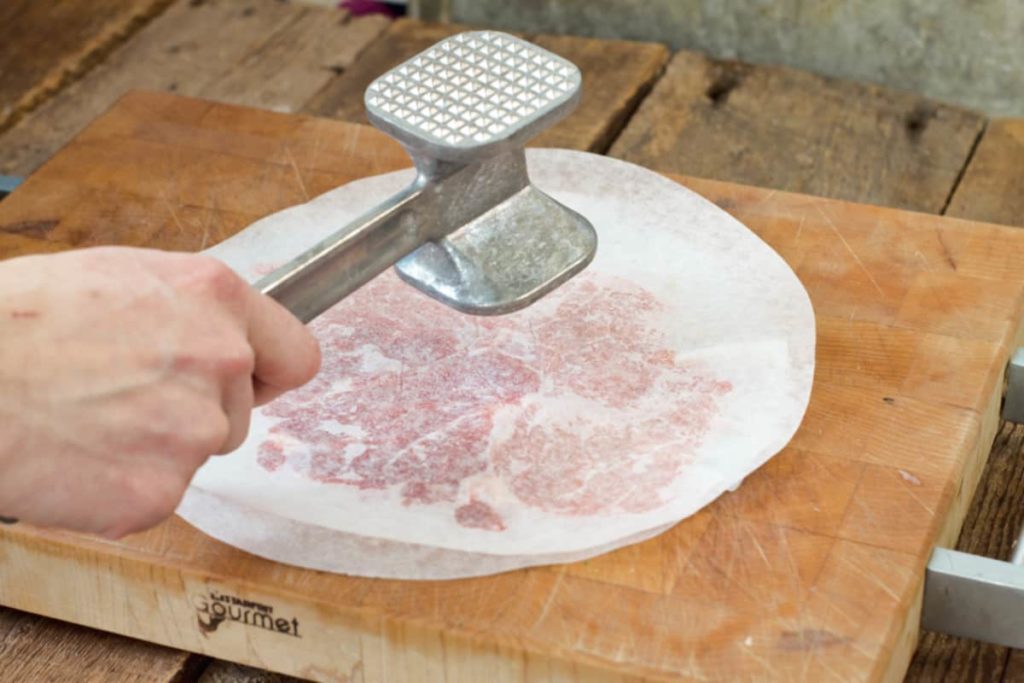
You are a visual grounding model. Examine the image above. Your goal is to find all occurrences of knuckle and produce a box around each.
[115,468,187,534]
[189,410,232,455]
[187,256,245,301]
[219,342,256,378]
[220,423,249,455]
[157,403,230,461]
[221,436,244,456]
[151,477,187,520]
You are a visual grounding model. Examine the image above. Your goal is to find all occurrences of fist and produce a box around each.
[0,247,321,537]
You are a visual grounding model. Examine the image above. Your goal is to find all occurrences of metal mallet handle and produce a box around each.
[253,31,595,322]
[255,185,423,324]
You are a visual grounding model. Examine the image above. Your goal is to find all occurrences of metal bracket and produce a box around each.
[923,547,1024,647]
[0,175,22,200]
[1003,347,1024,423]
[921,347,1024,645]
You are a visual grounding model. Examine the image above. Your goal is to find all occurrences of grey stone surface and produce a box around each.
[431,0,1024,116]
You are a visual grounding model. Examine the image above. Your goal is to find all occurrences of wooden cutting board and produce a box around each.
[2,90,1023,683]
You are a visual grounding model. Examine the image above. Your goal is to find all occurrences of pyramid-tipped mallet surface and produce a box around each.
[365,32,582,159]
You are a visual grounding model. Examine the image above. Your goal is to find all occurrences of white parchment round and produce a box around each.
[176,149,815,579]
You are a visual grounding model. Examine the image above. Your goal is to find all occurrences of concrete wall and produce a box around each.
[419,0,1024,116]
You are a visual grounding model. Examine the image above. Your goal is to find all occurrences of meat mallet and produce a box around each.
[254,30,597,322]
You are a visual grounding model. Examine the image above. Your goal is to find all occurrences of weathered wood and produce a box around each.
[2,91,1023,682]
[530,35,668,152]
[199,661,307,683]
[0,0,173,132]
[610,51,986,213]
[304,19,670,152]
[1002,648,1024,682]
[196,6,388,115]
[303,19,465,124]
[0,0,387,178]
[0,606,203,682]
[946,119,1024,228]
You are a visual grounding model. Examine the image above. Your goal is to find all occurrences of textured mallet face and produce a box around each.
[365,31,581,152]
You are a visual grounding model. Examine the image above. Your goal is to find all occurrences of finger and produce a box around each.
[253,377,286,407]
[218,372,254,454]
[245,289,321,397]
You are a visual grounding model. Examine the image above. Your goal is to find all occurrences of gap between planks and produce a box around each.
[938,121,988,216]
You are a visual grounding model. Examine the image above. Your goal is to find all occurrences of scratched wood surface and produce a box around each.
[1,91,1022,682]
[609,50,986,214]
[0,0,173,133]
[903,116,1024,683]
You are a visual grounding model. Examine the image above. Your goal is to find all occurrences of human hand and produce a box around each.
[0,247,320,538]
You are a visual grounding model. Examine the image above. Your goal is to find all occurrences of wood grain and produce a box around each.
[946,119,1024,228]
[0,606,202,682]
[530,34,668,152]
[902,117,1024,682]
[0,0,387,178]
[2,92,1023,682]
[199,661,305,683]
[609,51,986,213]
[303,19,670,152]
[0,0,173,132]
[303,19,465,124]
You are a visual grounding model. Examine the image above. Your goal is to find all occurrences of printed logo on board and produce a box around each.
[191,590,301,638]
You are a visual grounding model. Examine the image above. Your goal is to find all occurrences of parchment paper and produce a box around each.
[176,149,815,579]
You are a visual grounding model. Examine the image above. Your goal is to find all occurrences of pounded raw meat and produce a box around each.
[257,270,732,530]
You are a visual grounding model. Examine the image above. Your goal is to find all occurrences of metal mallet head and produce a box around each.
[366,31,581,162]
[255,31,597,323]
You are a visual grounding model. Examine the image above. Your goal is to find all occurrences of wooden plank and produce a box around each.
[0,0,387,178]
[945,119,1024,228]
[609,51,986,214]
[196,6,388,115]
[0,0,173,132]
[530,34,668,152]
[902,119,1024,682]
[303,19,464,124]
[2,92,1024,682]
[0,606,202,683]
[1004,651,1024,683]
[304,19,670,152]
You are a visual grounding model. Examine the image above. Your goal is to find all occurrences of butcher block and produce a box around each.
[2,91,1024,682]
